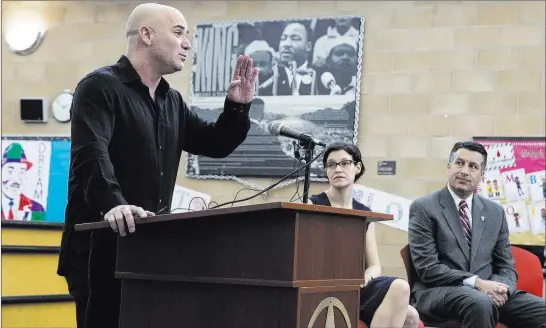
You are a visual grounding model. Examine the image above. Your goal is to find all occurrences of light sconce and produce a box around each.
[3,9,46,56]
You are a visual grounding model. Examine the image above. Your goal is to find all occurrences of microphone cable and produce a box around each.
[209,148,325,209]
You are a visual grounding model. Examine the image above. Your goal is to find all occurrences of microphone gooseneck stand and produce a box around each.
[298,134,324,204]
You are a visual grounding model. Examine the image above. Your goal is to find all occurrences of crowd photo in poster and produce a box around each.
[186,16,364,181]
[474,137,546,246]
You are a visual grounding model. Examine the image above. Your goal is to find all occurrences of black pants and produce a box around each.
[65,272,89,328]
[85,230,122,328]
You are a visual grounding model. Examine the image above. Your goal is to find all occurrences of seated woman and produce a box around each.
[307,142,420,328]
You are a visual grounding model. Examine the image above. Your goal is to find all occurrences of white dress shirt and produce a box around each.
[283,61,309,95]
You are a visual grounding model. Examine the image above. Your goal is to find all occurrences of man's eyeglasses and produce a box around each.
[325,160,356,170]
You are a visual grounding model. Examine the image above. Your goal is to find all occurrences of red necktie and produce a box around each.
[459,200,472,247]
[8,200,14,220]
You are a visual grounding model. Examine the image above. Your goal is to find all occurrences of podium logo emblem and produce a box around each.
[307,297,352,328]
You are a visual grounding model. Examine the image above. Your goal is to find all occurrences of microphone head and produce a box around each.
[267,121,283,136]
[321,71,335,86]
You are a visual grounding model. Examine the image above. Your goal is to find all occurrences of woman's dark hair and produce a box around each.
[322,142,365,182]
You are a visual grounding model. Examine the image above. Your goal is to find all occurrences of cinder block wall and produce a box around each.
[2,1,544,279]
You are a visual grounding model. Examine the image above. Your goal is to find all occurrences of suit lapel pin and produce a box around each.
[481,216,485,221]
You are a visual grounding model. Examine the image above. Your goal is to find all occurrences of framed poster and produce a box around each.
[185,16,364,186]
[474,136,546,246]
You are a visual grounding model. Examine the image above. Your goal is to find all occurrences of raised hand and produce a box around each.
[227,55,259,104]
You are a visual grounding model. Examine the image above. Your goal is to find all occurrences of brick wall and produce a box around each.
[2,1,544,279]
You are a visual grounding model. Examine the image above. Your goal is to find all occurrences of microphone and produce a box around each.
[321,72,342,95]
[267,121,326,147]
[321,72,336,88]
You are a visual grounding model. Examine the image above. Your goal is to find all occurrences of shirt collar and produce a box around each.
[447,183,473,210]
[115,55,171,96]
[285,60,309,73]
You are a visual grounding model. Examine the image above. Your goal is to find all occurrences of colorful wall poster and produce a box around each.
[474,137,546,246]
[1,136,70,223]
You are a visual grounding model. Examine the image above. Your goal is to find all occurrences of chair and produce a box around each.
[511,246,544,297]
[399,245,461,328]
[400,245,544,328]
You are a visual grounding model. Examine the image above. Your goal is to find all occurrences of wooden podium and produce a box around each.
[75,202,392,328]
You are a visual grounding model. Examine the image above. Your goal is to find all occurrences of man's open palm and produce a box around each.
[227,55,258,104]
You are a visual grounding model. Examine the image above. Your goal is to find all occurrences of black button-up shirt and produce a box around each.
[58,55,251,276]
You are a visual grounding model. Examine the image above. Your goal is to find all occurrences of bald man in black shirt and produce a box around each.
[57,3,258,328]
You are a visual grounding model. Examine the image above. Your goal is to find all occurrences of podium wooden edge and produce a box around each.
[74,201,393,232]
[115,271,365,288]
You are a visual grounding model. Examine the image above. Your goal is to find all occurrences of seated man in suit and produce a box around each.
[408,141,546,328]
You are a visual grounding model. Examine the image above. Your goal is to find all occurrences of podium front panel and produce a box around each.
[294,212,366,282]
[118,279,360,328]
[113,204,371,328]
[115,207,368,285]
[116,208,297,283]
[119,279,299,328]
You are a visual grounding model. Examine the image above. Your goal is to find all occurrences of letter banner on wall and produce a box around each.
[473,136,546,246]
[185,16,365,189]
[352,184,412,232]
[1,135,70,223]
[170,185,212,213]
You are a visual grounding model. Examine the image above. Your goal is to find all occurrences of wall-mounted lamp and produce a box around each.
[3,9,46,56]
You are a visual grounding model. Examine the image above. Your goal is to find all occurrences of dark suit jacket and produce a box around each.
[408,186,517,310]
[256,73,274,96]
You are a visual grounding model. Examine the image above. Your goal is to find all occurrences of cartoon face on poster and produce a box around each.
[502,201,530,234]
[527,202,546,235]
[1,140,51,221]
[501,168,529,202]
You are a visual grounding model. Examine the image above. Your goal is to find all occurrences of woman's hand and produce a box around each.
[362,274,375,288]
